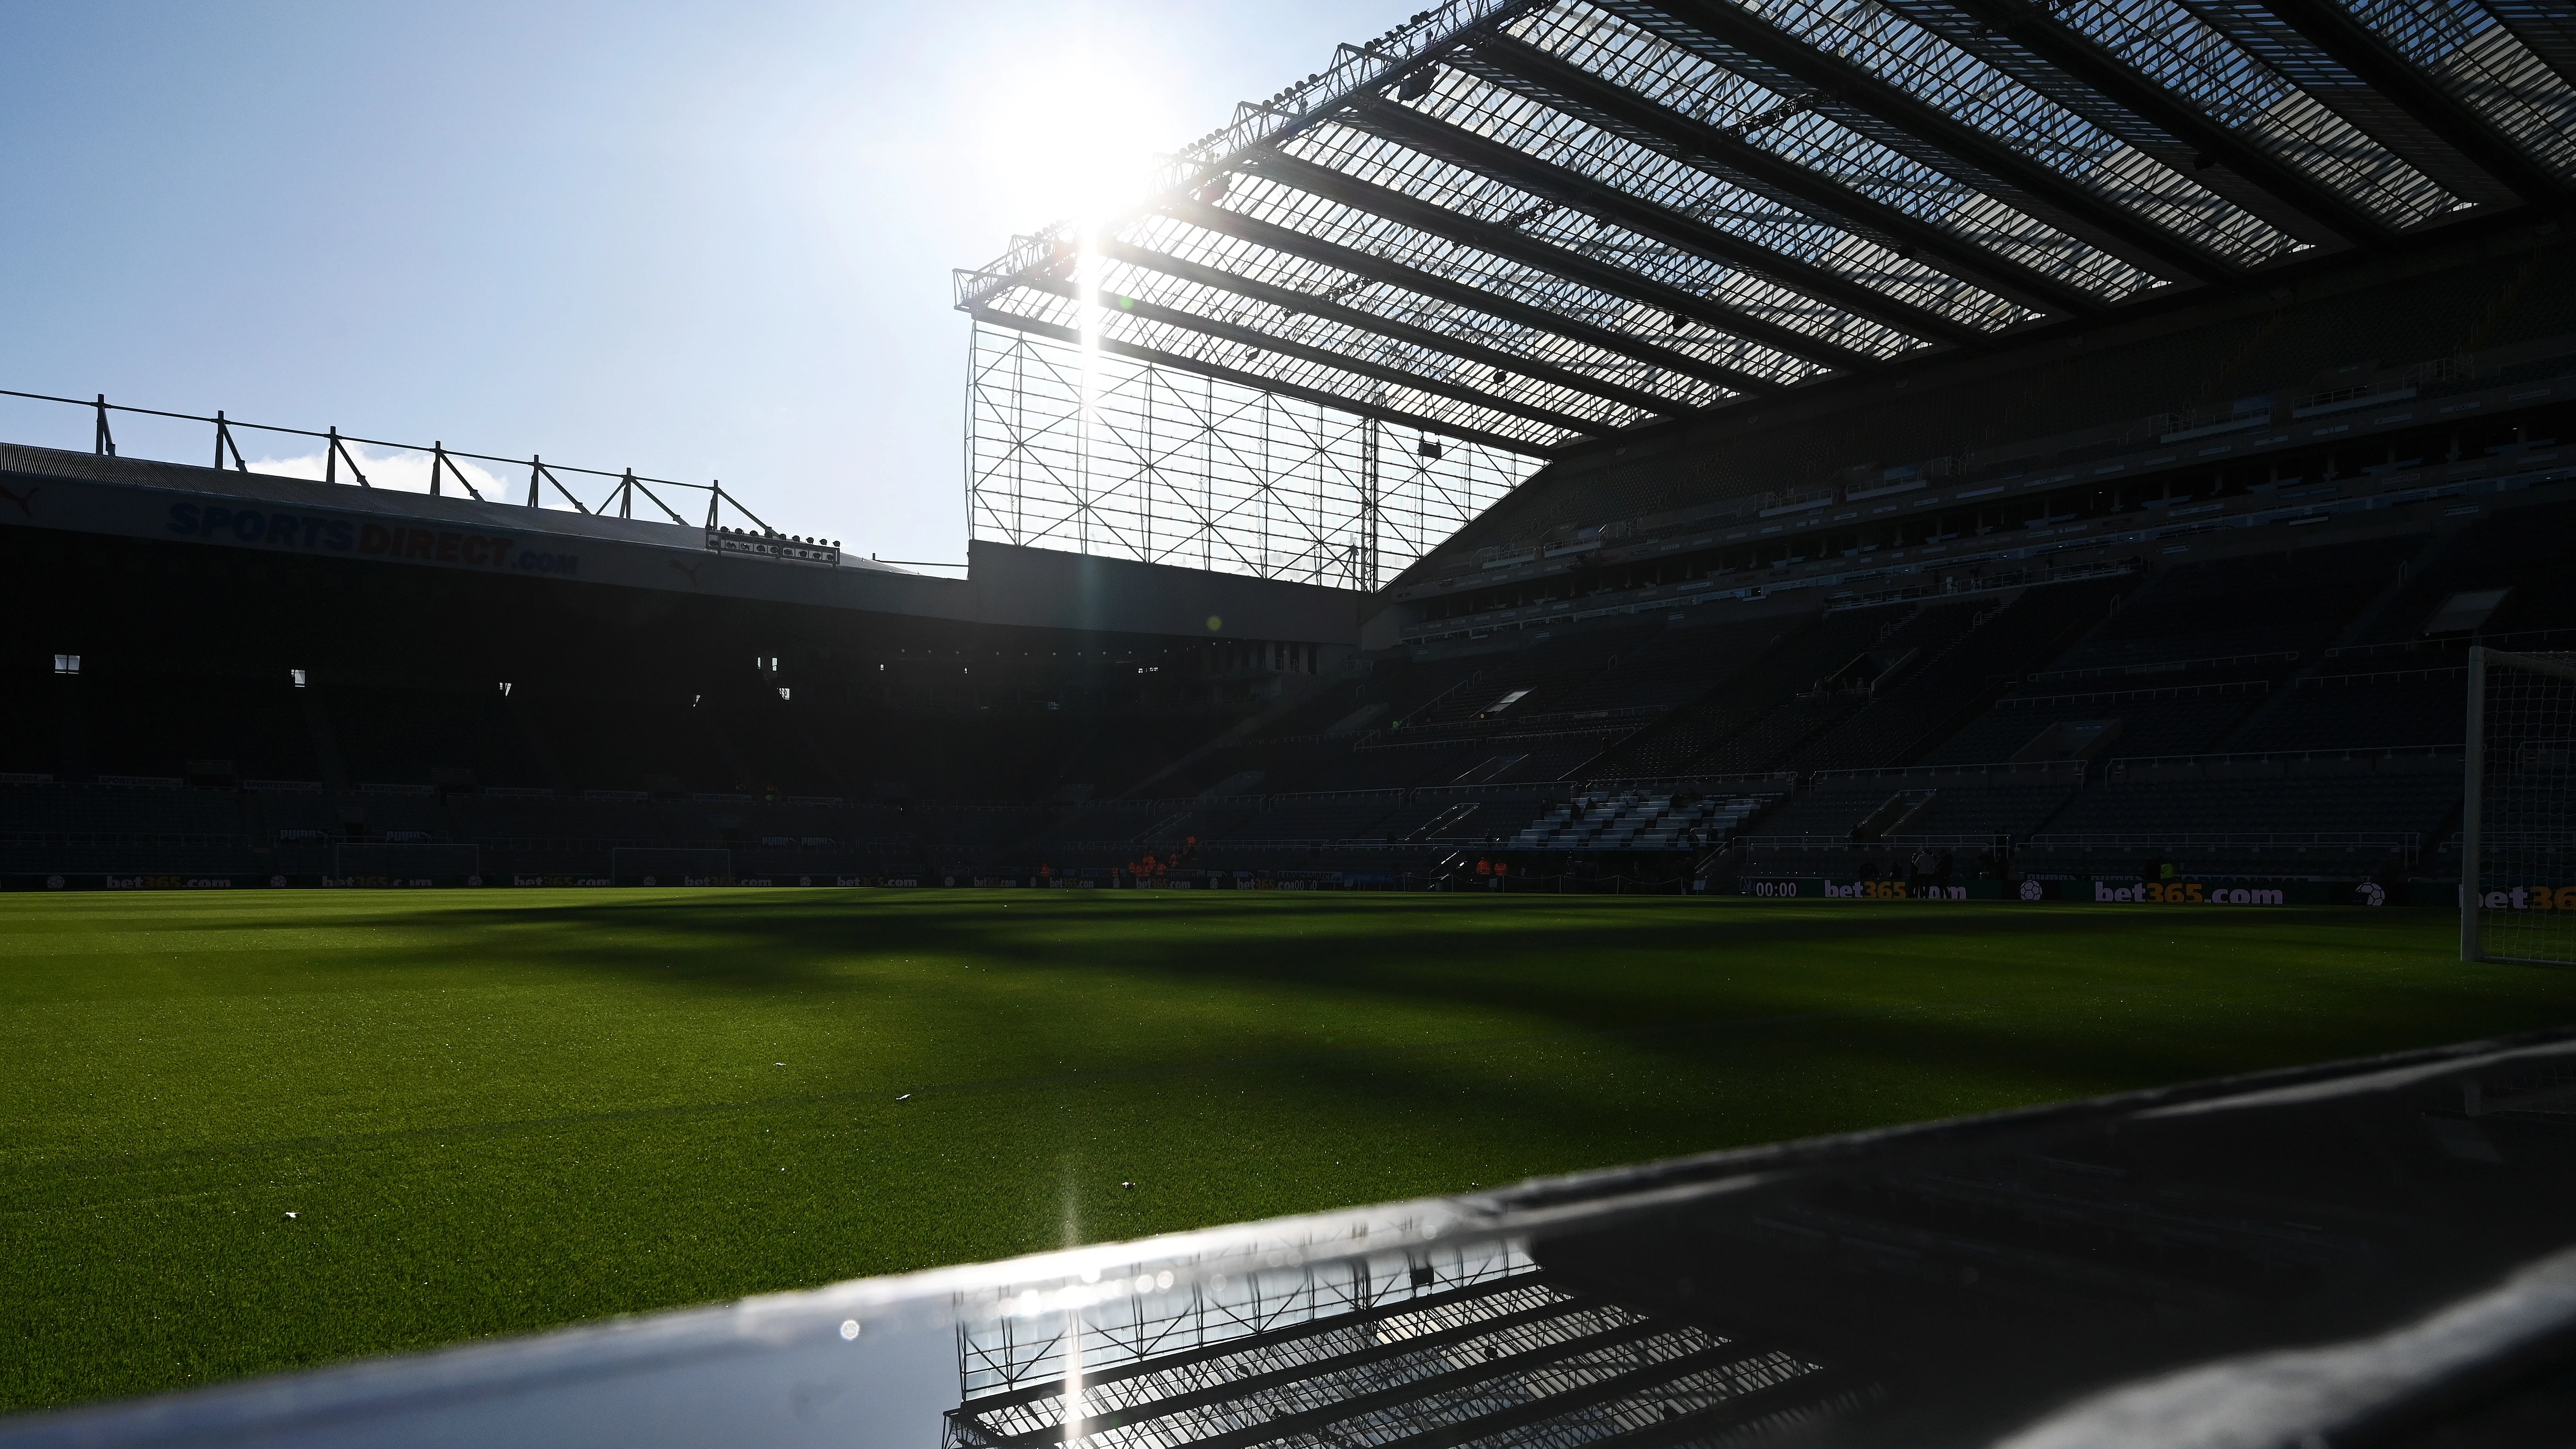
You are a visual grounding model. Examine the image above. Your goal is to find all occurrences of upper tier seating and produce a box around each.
[1794,579,2121,771]
[2347,498,2576,647]
[1601,609,1898,777]
[1915,539,2416,767]
[1742,770,2080,843]
[2038,771,2459,842]
[1512,790,1778,852]
[1926,692,2262,765]
[2226,670,2469,753]
[2047,538,2411,674]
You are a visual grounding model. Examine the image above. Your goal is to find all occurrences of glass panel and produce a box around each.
[1127,214,1711,413]
[1394,59,2036,334]
[1514,2,2164,301]
[1953,0,2464,227]
[2340,0,2576,174]
[38,1033,2576,1448]
[1736,0,2303,265]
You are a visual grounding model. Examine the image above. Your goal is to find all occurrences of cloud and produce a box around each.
[241,444,582,511]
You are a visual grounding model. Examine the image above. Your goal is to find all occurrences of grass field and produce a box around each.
[5,888,2574,1413]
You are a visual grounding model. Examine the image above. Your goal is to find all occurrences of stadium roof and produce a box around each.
[956,0,2576,457]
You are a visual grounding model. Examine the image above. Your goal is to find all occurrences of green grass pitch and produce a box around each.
[5,888,2574,1412]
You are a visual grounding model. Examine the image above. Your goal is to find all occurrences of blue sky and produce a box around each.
[0,0,1403,564]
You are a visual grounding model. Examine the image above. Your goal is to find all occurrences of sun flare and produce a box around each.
[979,52,1183,230]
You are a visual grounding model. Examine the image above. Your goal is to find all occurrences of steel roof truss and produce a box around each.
[1245,146,1886,371]
[2480,1,2576,92]
[1349,91,1992,345]
[1512,6,2176,298]
[1100,237,1683,415]
[1455,30,2111,316]
[1891,0,2398,247]
[2174,0,2516,204]
[1208,167,1819,388]
[1374,72,2026,332]
[1087,269,1630,429]
[1015,273,1615,435]
[1131,213,1711,401]
[2251,0,2572,205]
[1603,0,2243,283]
[1277,117,1923,364]
[1166,198,1780,396]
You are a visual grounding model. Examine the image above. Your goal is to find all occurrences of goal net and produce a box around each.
[2463,647,2576,964]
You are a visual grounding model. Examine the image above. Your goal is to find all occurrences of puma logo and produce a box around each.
[0,483,37,518]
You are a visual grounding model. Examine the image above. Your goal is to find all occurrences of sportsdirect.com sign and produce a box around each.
[166,499,580,575]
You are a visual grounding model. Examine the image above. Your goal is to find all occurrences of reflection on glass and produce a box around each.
[948,1234,1843,1449]
[12,1034,2576,1447]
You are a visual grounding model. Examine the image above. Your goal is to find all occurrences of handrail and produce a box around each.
[1732,832,1998,848]
[2296,666,2470,687]
[1999,679,2266,708]
[2026,831,2418,847]
[1809,760,2081,781]
[2027,650,2297,684]
[1577,771,1800,790]
[1,386,784,533]
[2329,626,2576,659]
[2108,744,2461,770]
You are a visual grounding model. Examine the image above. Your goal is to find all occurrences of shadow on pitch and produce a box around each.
[262,890,2496,1115]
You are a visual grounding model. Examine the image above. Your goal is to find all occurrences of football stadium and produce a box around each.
[7,0,2576,1444]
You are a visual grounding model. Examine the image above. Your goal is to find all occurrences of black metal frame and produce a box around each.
[958,0,2576,454]
[1,387,779,531]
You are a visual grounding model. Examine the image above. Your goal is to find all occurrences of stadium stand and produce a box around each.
[27,6,2576,1442]
[9,212,2576,894]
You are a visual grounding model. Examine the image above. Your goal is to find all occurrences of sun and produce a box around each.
[976,49,1184,231]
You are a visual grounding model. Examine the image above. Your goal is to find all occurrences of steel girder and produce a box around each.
[957,0,2576,458]
[2171,1,2506,205]
[1241,148,1888,372]
[1345,94,1992,345]
[2250,0,2576,208]
[1884,0,2403,247]
[1168,198,1785,397]
[1596,0,2250,283]
[1013,274,1616,435]
[1101,237,1684,416]
[1453,30,2113,316]
[2481,2,2576,92]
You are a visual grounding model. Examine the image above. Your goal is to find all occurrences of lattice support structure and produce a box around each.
[966,321,1532,589]
[2462,646,2576,965]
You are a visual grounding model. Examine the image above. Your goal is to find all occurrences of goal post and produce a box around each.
[2462,647,2576,965]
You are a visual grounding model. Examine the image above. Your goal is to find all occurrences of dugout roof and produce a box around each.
[954,0,2576,457]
